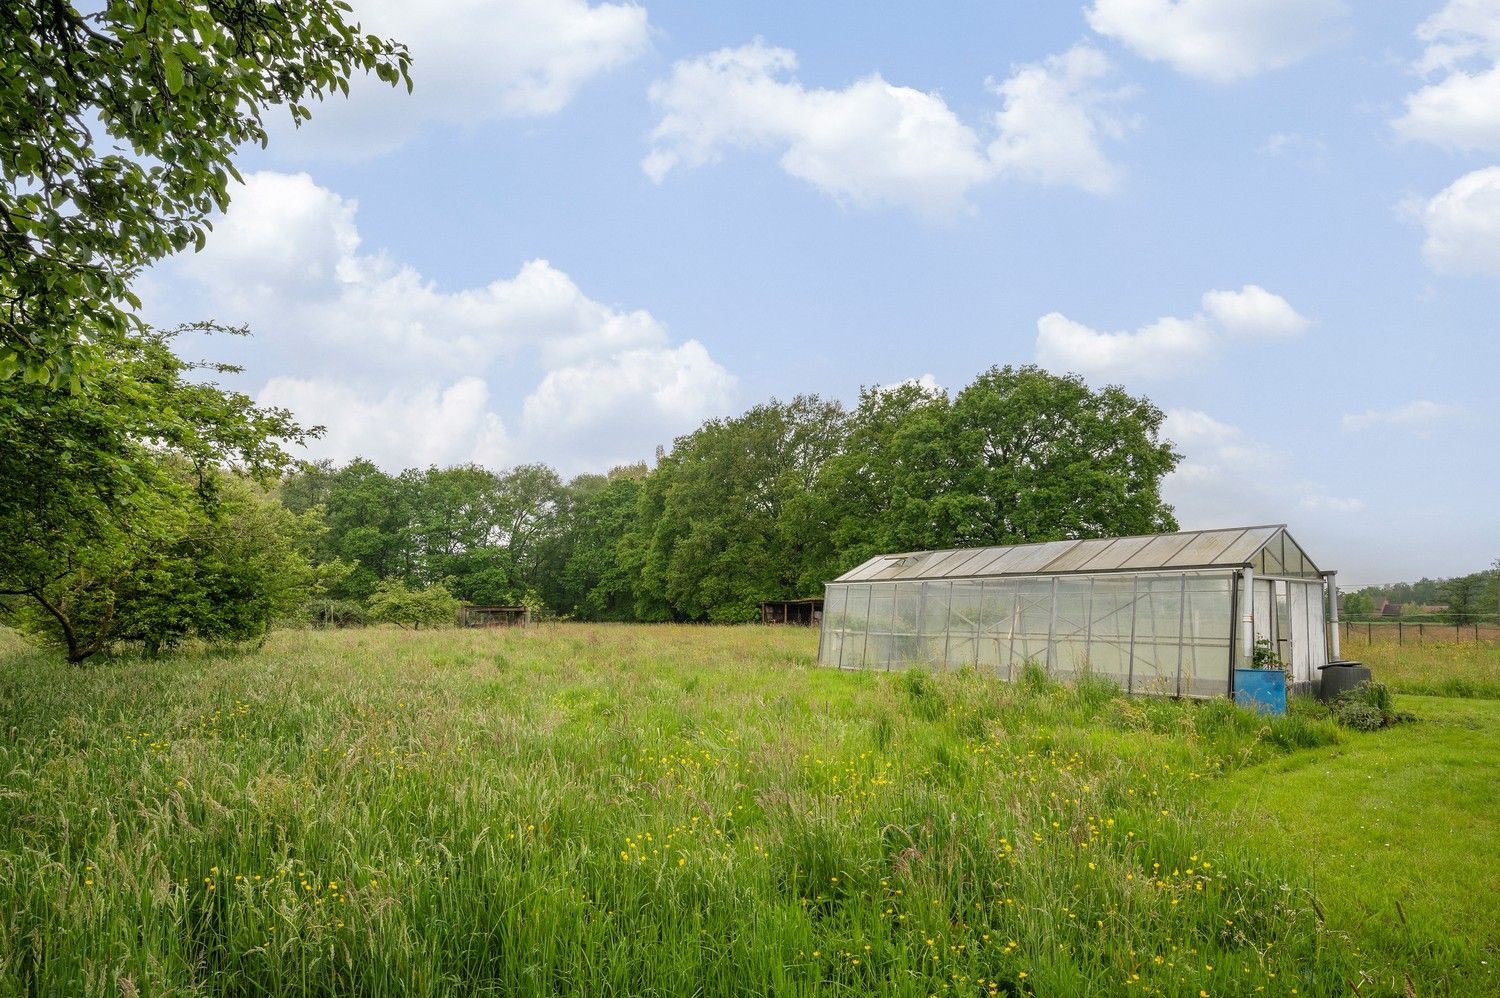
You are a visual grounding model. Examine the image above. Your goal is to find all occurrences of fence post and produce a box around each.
[1399,622,1403,644]
[1419,622,1425,642]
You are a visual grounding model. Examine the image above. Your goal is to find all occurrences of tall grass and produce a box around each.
[0,624,1443,996]
[1342,636,1500,698]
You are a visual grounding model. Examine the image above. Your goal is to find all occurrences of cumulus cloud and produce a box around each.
[1086,0,1348,82]
[1163,409,1364,527]
[643,40,1133,216]
[1405,166,1500,275]
[1035,313,1213,383]
[276,0,650,158]
[1200,284,1311,338]
[1034,284,1309,382]
[163,171,735,473]
[1393,0,1500,153]
[1340,400,1461,433]
[259,377,513,470]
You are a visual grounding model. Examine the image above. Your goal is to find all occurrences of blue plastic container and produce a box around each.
[1234,669,1287,716]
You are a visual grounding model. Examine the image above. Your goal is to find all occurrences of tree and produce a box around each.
[0,325,315,660]
[544,464,648,620]
[2,0,411,385]
[1441,574,1483,625]
[817,366,1179,574]
[625,396,846,622]
[282,458,415,599]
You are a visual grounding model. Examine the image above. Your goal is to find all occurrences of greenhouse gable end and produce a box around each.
[817,526,1339,698]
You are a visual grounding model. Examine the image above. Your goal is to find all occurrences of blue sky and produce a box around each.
[144,0,1500,585]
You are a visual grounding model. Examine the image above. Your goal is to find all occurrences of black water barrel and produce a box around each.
[1318,661,1370,701]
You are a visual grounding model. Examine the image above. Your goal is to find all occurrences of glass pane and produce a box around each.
[1182,576,1231,697]
[867,585,894,670]
[1086,576,1134,682]
[1131,576,1183,696]
[978,581,1016,676]
[919,581,951,667]
[1052,578,1091,682]
[892,582,922,668]
[949,581,983,668]
[1013,579,1054,675]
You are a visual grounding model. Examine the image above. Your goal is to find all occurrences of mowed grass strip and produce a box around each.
[0,624,1492,996]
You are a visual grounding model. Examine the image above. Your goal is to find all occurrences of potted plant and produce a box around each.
[1234,638,1288,716]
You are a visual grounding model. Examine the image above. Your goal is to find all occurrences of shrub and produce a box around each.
[1330,699,1385,732]
[366,579,460,630]
[1329,680,1411,731]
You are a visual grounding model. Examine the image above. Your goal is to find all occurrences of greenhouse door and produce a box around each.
[1252,579,1325,687]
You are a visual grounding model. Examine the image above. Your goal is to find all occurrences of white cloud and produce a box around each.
[276,0,650,159]
[164,171,735,474]
[1034,284,1308,382]
[1163,409,1364,526]
[986,44,1137,195]
[1406,166,1500,275]
[1086,0,1347,82]
[1392,0,1500,153]
[643,40,1132,216]
[1200,284,1311,338]
[260,377,512,470]
[1036,313,1213,383]
[1340,400,1461,433]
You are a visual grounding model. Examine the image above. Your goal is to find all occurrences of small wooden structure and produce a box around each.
[459,605,531,628]
[759,598,824,626]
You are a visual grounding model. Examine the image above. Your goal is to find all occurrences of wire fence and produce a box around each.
[1339,620,1500,645]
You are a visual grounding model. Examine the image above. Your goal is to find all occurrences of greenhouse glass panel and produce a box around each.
[1182,576,1232,697]
[1052,578,1092,682]
[1086,575,1135,683]
[823,585,848,668]
[1013,579,1054,672]
[978,580,1017,675]
[866,585,895,671]
[1130,576,1184,696]
[948,580,982,667]
[919,581,952,667]
[892,583,922,667]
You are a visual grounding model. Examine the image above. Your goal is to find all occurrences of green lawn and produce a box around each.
[0,625,1494,996]
[1209,694,1499,996]
[1340,637,1500,699]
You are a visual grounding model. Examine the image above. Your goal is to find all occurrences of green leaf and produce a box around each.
[163,51,184,94]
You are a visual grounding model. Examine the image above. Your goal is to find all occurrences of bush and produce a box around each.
[1329,680,1411,731]
[1330,699,1385,732]
[366,579,460,630]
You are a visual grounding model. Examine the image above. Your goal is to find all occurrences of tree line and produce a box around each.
[278,368,1182,626]
[2,357,1184,659]
[1343,567,1500,624]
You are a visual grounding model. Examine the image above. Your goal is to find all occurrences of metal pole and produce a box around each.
[1324,571,1341,661]
[1050,576,1063,675]
[1240,566,1256,663]
[1126,574,1139,695]
[1176,574,1188,698]
[1225,571,1238,698]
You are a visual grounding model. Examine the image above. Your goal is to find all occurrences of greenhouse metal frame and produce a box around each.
[817,526,1340,699]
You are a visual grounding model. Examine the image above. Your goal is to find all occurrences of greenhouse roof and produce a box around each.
[833,526,1322,583]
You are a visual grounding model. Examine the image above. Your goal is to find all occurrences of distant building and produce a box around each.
[1379,601,1404,618]
[459,605,531,628]
[760,598,823,626]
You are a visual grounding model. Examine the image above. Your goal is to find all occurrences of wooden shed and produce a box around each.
[459,605,531,628]
[759,598,824,626]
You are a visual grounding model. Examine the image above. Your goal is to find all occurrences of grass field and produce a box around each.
[0,625,1494,997]
[1340,635,1500,699]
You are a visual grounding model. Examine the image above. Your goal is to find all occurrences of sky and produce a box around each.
[142,0,1500,586]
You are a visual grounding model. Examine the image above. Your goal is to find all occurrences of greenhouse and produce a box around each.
[818,526,1338,699]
